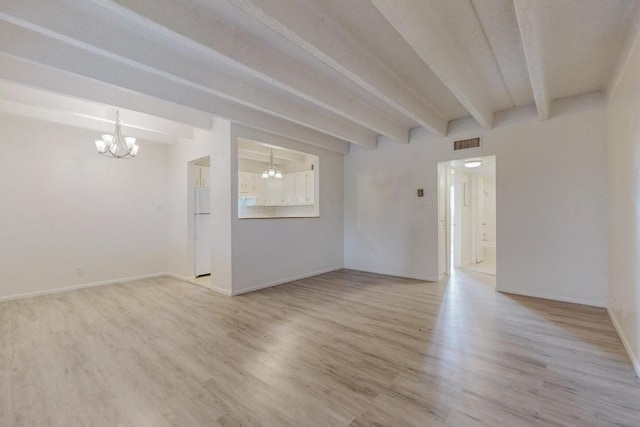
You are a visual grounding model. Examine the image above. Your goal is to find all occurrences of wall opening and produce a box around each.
[438,155,496,280]
[190,156,212,287]
[237,138,319,219]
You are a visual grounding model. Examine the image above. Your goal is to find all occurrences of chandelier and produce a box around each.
[262,148,282,178]
[94,110,140,159]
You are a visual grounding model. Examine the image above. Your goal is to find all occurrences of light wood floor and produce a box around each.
[1,269,639,426]
[462,258,496,276]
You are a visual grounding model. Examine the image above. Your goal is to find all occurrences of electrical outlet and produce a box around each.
[76,267,83,277]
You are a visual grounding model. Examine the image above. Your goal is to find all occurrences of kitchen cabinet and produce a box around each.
[254,175,267,205]
[265,178,283,206]
[238,171,256,196]
[239,170,316,206]
[294,172,307,204]
[194,166,210,188]
[283,173,296,205]
[305,171,315,204]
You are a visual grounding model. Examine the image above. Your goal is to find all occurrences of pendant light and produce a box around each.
[262,149,283,179]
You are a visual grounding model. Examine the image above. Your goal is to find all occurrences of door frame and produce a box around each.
[472,175,485,264]
[437,162,455,277]
[437,163,451,278]
[438,156,497,275]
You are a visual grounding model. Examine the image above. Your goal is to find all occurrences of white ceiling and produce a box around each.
[0,79,205,144]
[238,138,307,166]
[0,0,638,153]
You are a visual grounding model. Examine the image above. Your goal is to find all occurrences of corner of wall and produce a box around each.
[608,307,640,378]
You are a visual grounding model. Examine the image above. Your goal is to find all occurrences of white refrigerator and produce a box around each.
[194,188,212,277]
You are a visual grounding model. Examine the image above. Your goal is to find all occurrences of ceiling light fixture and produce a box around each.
[262,149,283,179]
[94,110,140,159]
[464,160,482,168]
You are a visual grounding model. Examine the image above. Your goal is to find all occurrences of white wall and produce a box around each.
[0,113,338,299]
[0,114,169,299]
[231,125,344,294]
[607,30,640,375]
[167,119,232,294]
[345,107,608,306]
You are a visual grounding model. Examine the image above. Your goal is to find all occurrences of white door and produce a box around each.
[453,172,468,268]
[475,177,485,263]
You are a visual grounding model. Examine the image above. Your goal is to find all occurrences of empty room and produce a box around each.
[1,1,640,425]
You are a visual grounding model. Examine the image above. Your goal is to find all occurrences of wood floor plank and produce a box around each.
[1,269,639,426]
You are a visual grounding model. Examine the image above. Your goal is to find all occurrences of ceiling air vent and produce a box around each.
[454,137,481,151]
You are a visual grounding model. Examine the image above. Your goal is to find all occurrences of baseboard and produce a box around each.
[496,287,605,308]
[342,266,437,282]
[608,307,640,378]
[166,272,189,281]
[231,266,343,296]
[166,273,232,296]
[209,284,232,296]
[0,272,170,303]
[184,276,210,290]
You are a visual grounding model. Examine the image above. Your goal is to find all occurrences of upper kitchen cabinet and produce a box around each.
[237,138,319,219]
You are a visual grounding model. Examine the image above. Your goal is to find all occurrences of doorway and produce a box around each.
[190,156,212,287]
[438,155,496,278]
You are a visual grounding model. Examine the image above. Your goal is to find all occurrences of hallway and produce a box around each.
[463,258,496,276]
